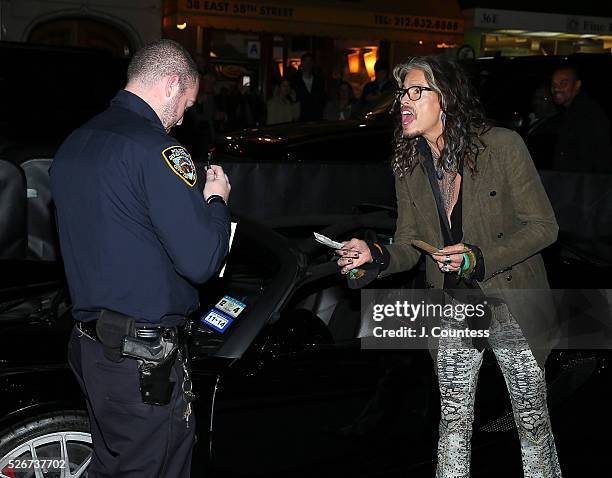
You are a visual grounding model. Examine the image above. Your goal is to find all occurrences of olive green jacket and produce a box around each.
[384,127,559,366]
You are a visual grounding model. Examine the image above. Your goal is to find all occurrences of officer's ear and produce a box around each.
[163,75,181,100]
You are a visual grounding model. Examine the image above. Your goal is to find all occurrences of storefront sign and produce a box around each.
[372,14,461,33]
[470,7,612,35]
[185,1,294,18]
[180,0,463,34]
[566,16,612,35]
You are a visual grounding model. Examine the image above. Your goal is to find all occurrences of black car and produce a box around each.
[217,53,612,167]
[217,54,612,238]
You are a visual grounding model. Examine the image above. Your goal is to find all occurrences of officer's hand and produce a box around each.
[203,165,231,203]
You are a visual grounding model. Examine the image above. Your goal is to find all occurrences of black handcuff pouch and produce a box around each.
[96,310,135,363]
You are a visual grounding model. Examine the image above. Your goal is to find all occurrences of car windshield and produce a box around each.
[189,217,297,358]
[198,224,280,313]
[357,91,396,121]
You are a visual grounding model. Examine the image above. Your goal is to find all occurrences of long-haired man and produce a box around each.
[337,55,562,477]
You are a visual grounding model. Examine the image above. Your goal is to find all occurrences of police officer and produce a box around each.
[50,39,231,477]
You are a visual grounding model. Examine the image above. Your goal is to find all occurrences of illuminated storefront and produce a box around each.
[162,0,465,98]
[463,7,612,57]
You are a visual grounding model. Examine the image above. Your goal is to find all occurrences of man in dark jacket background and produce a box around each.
[551,65,611,173]
[361,59,395,105]
[291,52,326,121]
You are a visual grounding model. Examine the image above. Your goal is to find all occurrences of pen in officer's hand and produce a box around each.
[207,145,217,179]
[206,146,215,171]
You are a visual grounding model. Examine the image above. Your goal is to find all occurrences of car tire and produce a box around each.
[0,411,91,477]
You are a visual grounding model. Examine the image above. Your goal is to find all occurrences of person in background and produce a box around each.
[292,52,326,121]
[215,85,232,133]
[184,71,224,158]
[524,84,559,169]
[527,85,557,131]
[550,65,611,173]
[229,75,265,129]
[266,78,300,125]
[361,59,395,104]
[324,81,357,120]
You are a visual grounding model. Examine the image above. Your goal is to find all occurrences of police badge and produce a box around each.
[162,145,197,187]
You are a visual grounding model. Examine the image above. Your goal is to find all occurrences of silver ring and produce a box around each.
[443,256,452,265]
[441,264,450,273]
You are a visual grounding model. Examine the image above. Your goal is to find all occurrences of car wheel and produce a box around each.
[0,412,91,478]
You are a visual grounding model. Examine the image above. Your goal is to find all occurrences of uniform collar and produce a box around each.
[112,90,164,131]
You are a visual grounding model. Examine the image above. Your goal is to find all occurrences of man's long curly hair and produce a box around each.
[390,55,490,179]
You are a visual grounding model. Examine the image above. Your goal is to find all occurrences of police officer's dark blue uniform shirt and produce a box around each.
[51,90,230,325]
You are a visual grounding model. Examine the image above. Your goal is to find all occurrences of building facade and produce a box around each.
[162,0,465,99]
[0,0,163,56]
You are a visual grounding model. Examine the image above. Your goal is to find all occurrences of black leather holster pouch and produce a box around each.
[121,333,179,406]
[137,349,178,405]
[96,310,135,362]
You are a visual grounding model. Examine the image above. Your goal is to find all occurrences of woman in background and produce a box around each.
[266,78,300,125]
[324,81,357,120]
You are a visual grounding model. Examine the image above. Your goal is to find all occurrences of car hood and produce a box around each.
[218,119,390,160]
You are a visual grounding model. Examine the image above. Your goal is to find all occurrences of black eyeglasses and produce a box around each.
[395,86,434,101]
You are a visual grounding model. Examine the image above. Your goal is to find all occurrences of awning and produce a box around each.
[466,7,612,36]
[165,0,464,43]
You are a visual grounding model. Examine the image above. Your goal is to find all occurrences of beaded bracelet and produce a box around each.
[458,249,477,278]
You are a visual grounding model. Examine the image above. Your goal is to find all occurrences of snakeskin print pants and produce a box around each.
[435,303,562,478]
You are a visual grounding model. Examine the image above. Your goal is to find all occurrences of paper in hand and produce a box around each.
[314,232,345,250]
[219,222,237,277]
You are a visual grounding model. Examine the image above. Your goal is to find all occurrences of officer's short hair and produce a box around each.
[127,39,198,91]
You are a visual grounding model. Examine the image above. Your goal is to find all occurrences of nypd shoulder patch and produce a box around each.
[161,145,197,187]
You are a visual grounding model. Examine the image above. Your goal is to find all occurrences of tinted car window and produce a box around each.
[191,221,285,354]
